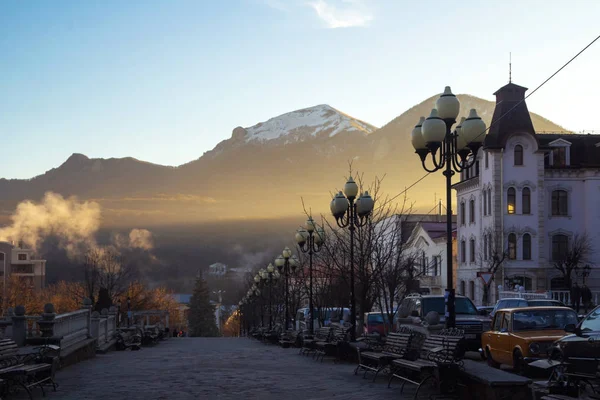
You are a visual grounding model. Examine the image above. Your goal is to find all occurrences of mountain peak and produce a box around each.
[239,104,376,143]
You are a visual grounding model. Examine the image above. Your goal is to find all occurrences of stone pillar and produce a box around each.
[37,303,56,338]
[101,308,109,343]
[11,305,26,346]
[90,311,100,340]
[81,297,93,338]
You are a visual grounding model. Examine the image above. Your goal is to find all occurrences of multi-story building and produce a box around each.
[0,241,47,291]
[454,81,600,306]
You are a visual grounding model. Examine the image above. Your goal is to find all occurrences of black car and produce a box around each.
[547,305,600,373]
[398,294,491,352]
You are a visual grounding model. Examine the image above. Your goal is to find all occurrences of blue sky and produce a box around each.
[2,0,599,179]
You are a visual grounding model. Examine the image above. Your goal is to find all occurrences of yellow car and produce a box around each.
[481,306,578,373]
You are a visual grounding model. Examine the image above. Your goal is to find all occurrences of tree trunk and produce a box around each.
[482,284,489,306]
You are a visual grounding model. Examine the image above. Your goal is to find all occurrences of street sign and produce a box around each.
[478,272,493,285]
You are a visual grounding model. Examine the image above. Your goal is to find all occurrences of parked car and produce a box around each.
[546,305,600,372]
[363,312,394,336]
[398,294,490,352]
[477,306,494,317]
[490,298,565,318]
[295,307,350,331]
[481,306,578,373]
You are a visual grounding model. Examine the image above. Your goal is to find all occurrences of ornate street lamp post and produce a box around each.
[260,264,280,330]
[275,248,298,330]
[411,86,486,328]
[296,217,325,335]
[330,181,374,341]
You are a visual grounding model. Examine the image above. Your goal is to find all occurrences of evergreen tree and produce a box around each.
[188,276,219,337]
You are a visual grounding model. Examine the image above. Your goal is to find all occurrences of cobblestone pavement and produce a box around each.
[35,338,414,400]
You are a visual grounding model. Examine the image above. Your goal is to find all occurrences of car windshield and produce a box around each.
[513,309,578,331]
[528,300,561,307]
[424,297,478,316]
[496,299,528,310]
[367,314,385,323]
[581,307,600,332]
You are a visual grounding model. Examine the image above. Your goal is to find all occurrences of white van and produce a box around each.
[295,307,350,331]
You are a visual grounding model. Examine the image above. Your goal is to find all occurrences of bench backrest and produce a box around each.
[420,330,465,362]
[315,327,331,340]
[331,326,348,343]
[383,332,411,354]
[0,339,18,360]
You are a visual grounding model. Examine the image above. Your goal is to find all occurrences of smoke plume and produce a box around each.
[0,192,101,256]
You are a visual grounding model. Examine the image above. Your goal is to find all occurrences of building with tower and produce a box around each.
[454,82,600,306]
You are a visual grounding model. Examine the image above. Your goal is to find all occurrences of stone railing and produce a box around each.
[52,308,91,350]
[550,290,600,306]
[91,306,117,347]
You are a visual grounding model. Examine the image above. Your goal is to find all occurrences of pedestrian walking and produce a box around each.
[581,284,592,314]
[570,282,581,313]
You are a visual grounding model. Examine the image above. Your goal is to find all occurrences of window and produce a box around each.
[484,235,488,260]
[460,202,465,225]
[507,187,516,214]
[0,253,4,261]
[460,240,466,263]
[475,161,480,176]
[469,281,475,300]
[552,147,566,167]
[18,254,27,261]
[514,145,523,166]
[485,151,489,169]
[522,234,532,260]
[487,188,492,214]
[460,281,466,296]
[493,312,503,331]
[470,238,475,262]
[581,307,600,333]
[483,191,487,216]
[522,187,531,214]
[551,190,568,216]
[469,199,475,223]
[552,234,569,261]
[421,251,428,275]
[508,233,517,260]
[431,256,441,276]
[488,234,493,257]
[501,313,510,331]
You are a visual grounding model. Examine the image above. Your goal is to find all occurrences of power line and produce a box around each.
[383,32,600,207]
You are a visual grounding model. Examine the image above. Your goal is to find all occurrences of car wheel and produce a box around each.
[486,348,500,368]
[513,349,526,375]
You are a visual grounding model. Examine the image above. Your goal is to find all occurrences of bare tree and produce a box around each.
[553,233,594,289]
[83,247,134,305]
[478,228,508,306]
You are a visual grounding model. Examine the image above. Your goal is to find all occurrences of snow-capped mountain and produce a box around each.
[242,104,376,144]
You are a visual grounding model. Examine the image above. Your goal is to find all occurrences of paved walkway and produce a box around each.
[38,338,409,400]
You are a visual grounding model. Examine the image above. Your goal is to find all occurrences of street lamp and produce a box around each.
[296,216,325,334]
[260,263,279,330]
[330,178,374,341]
[411,86,486,328]
[275,248,298,330]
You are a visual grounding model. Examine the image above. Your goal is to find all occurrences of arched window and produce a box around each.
[507,188,516,214]
[551,190,568,216]
[508,233,517,260]
[522,187,531,214]
[460,202,465,225]
[469,281,475,301]
[469,199,475,223]
[460,281,466,296]
[483,191,487,216]
[460,240,466,263]
[488,188,492,214]
[470,238,476,262]
[523,234,532,260]
[485,151,489,169]
[514,145,523,166]
[552,234,569,261]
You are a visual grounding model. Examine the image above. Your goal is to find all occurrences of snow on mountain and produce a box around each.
[243,104,376,143]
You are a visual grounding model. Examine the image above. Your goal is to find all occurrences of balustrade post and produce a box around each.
[37,303,57,338]
[11,305,26,346]
[101,308,109,343]
[81,297,93,338]
[108,306,117,339]
[90,311,100,341]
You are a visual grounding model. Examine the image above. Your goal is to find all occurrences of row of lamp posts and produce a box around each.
[239,86,486,334]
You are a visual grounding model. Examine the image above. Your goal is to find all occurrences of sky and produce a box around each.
[2,0,600,179]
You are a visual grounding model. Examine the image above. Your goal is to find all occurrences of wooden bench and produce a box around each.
[388,329,465,398]
[0,339,59,400]
[279,330,300,348]
[459,359,532,400]
[300,327,331,356]
[313,325,349,362]
[356,327,424,381]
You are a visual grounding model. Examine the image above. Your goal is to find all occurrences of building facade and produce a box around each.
[454,82,600,306]
[0,241,47,291]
